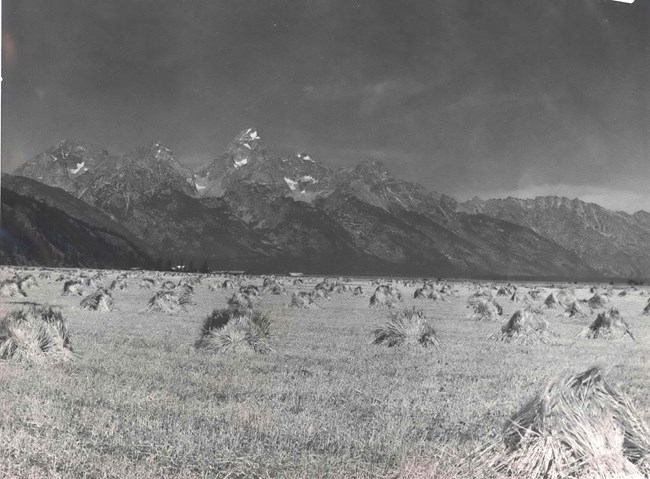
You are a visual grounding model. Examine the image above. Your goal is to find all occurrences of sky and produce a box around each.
[2,0,649,212]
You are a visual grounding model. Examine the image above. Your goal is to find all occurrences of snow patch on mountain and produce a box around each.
[69,162,87,174]
[234,157,248,168]
[284,177,298,191]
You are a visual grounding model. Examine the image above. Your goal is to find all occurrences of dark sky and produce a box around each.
[3,0,649,211]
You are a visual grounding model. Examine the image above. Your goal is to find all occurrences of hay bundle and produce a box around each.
[470,299,501,321]
[293,278,304,286]
[195,308,272,354]
[544,292,563,309]
[227,292,257,312]
[61,280,84,296]
[369,285,402,308]
[38,271,51,279]
[19,275,39,289]
[588,293,608,310]
[139,278,156,289]
[414,286,433,299]
[109,278,128,291]
[222,279,236,289]
[270,284,286,295]
[489,310,558,345]
[0,280,26,297]
[146,290,189,314]
[371,308,442,349]
[329,283,349,294]
[239,284,259,296]
[312,288,331,300]
[80,288,114,312]
[618,290,628,297]
[642,299,650,316]
[564,301,588,319]
[353,285,364,296]
[497,286,513,297]
[473,366,650,478]
[579,309,635,340]
[510,291,528,303]
[0,305,72,363]
[161,280,177,290]
[528,288,544,300]
[289,292,318,309]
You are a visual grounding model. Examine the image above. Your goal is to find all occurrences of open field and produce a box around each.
[1,268,649,478]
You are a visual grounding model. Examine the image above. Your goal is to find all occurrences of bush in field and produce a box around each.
[371,308,442,349]
[472,366,650,478]
[0,305,72,363]
[195,308,272,354]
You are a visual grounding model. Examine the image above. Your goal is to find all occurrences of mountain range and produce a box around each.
[2,128,647,279]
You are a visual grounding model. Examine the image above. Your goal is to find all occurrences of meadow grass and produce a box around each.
[1,271,648,478]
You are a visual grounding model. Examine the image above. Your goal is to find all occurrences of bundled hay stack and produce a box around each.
[80,288,114,312]
[292,278,304,286]
[0,305,73,363]
[527,288,544,300]
[109,277,128,291]
[641,299,650,316]
[18,275,39,289]
[329,283,350,294]
[312,288,331,300]
[222,279,236,289]
[470,299,501,321]
[146,290,189,314]
[38,271,51,279]
[564,301,589,319]
[270,284,286,295]
[588,293,608,310]
[489,310,558,345]
[544,292,563,309]
[371,308,442,349]
[0,279,27,297]
[139,278,156,289]
[414,286,433,299]
[161,280,177,290]
[195,308,272,354]
[227,292,257,312]
[369,285,402,308]
[353,285,364,296]
[239,284,260,297]
[579,308,635,340]
[473,366,650,478]
[510,291,527,303]
[289,292,318,309]
[61,280,84,296]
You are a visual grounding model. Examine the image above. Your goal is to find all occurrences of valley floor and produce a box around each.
[0,268,648,478]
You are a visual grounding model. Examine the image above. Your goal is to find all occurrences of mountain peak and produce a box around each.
[229,128,261,152]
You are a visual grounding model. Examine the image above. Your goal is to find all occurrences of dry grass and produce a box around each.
[0,272,648,478]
